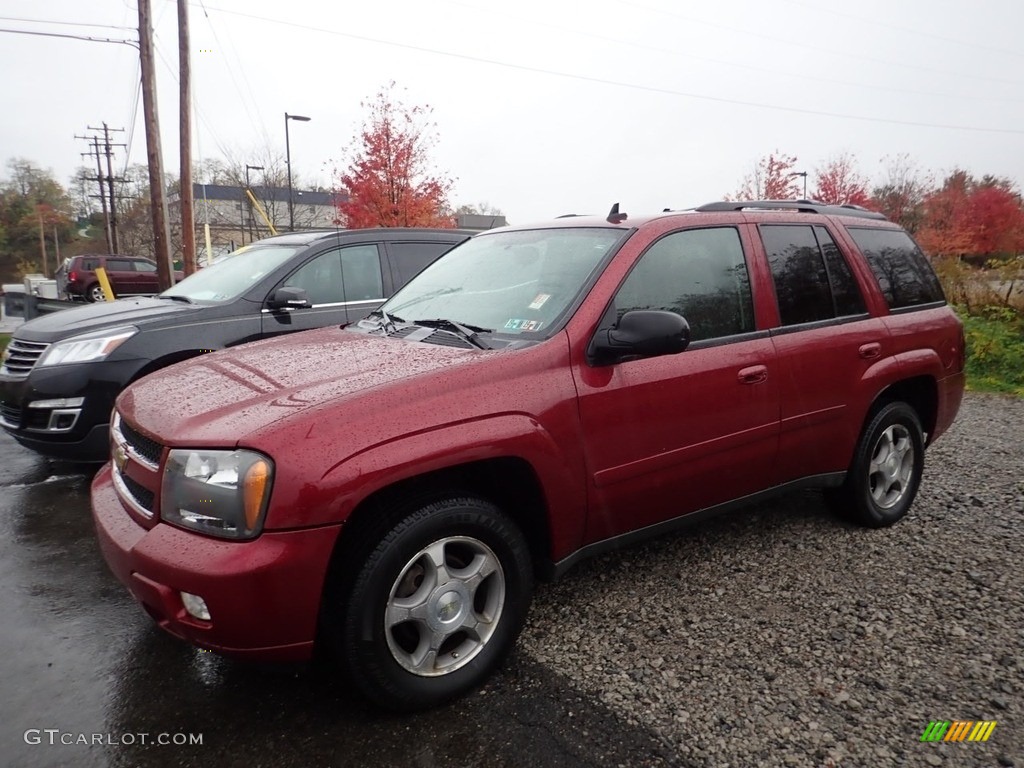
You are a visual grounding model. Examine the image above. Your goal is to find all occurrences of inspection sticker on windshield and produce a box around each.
[528,293,551,310]
[505,319,544,331]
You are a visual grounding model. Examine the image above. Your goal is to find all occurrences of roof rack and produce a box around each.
[694,200,886,221]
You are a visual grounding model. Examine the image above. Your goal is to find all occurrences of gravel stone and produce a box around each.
[519,393,1024,767]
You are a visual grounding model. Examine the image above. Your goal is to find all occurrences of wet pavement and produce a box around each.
[0,431,677,768]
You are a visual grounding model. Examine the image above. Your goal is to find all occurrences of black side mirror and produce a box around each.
[268,286,312,310]
[588,310,690,366]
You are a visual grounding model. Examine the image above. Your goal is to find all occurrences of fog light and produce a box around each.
[28,397,85,409]
[181,591,211,621]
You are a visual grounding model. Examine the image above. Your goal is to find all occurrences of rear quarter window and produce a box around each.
[846,228,945,309]
[388,241,458,288]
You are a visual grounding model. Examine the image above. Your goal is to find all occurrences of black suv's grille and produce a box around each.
[1,339,50,377]
[120,472,155,513]
[121,419,163,466]
[0,401,22,427]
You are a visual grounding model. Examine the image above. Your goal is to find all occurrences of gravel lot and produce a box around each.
[519,392,1023,767]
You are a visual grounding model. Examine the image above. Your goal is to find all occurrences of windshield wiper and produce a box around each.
[387,286,461,315]
[366,307,405,334]
[157,295,193,303]
[413,318,492,349]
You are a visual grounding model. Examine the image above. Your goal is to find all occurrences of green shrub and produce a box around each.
[959,307,1024,396]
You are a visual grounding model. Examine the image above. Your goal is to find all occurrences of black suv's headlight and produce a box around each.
[37,327,137,367]
[160,449,273,540]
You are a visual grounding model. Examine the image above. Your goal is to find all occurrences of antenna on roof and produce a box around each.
[606,203,627,224]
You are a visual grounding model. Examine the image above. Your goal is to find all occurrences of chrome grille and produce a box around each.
[1,339,50,377]
[121,419,163,467]
[121,473,155,512]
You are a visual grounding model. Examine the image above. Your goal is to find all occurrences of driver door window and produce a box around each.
[283,245,382,306]
[614,227,754,342]
[284,250,345,305]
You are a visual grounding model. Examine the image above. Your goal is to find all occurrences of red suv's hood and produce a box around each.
[117,327,477,444]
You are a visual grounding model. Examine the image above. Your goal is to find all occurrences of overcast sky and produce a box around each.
[1,0,1022,224]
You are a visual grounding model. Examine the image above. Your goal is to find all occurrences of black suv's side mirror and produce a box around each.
[267,286,312,310]
[588,310,690,366]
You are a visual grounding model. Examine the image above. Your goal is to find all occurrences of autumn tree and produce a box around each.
[916,171,1024,261]
[811,152,871,206]
[0,160,75,280]
[335,82,455,228]
[728,151,802,200]
[869,154,933,233]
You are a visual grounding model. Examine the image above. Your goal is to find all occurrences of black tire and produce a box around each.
[830,401,925,528]
[335,496,533,711]
[85,283,106,303]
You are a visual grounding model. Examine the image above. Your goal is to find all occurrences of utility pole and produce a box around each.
[36,206,48,277]
[102,124,122,253]
[77,126,126,253]
[86,124,126,253]
[80,136,113,252]
[178,0,196,275]
[138,0,174,289]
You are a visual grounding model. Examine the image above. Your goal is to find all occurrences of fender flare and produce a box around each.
[316,412,588,560]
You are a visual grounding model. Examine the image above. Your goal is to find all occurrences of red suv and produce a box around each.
[56,254,184,302]
[92,201,965,710]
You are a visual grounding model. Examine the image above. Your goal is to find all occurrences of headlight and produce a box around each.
[161,449,274,540]
[37,327,137,367]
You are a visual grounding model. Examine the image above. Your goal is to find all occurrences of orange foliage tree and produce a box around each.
[729,151,802,200]
[916,171,1024,260]
[335,82,455,228]
[811,153,870,206]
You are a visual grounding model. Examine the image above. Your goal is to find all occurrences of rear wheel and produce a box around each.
[830,401,924,528]
[85,283,107,303]
[332,496,533,711]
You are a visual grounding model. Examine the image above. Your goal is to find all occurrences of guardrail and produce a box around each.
[2,291,79,320]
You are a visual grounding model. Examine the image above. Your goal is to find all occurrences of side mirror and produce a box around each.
[588,310,690,366]
[268,286,311,310]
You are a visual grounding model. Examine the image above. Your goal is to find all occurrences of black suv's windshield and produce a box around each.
[162,244,303,302]
[380,228,626,337]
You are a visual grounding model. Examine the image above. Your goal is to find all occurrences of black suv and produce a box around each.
[1,228,469,461]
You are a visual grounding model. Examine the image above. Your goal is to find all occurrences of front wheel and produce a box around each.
[831,401,925,528]
[335,496,533,711]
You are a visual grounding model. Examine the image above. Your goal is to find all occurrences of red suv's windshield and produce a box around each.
[381,228,626,337]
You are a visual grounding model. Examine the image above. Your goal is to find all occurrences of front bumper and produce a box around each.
[91,464,341,660]
[0,359,138,462]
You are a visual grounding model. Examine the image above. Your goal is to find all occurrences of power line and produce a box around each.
[776,0,1024,61]
[619,0,1024,89]
[194,0,270,150]
[123,65,142,176]
[192,4,1024,135]
[442,0,1024,106]
[197,0,271,150]
[152,41,235,162]
[0,15,135,31]
[0,27,138,48]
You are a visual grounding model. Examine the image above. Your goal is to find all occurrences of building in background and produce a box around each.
[171,184,348,260]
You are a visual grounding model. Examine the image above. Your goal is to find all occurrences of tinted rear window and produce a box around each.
[847,228,945,309]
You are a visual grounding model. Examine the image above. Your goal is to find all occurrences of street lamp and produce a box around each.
[284,112,311,231]
[789,171,808,200]
[244,164,264,244]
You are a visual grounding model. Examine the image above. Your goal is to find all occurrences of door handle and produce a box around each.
[859,342,882,360]
[737,365,768,384]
